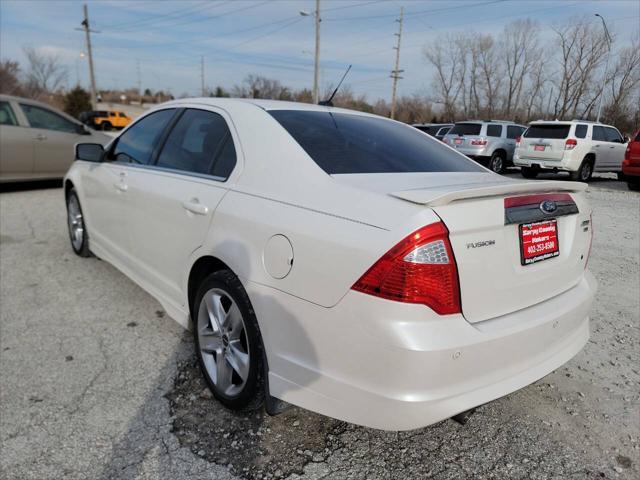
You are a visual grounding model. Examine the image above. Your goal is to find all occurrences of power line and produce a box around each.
[99,1,215,30]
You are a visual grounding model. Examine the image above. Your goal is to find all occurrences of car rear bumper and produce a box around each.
[248,271,596,431]
[513,155,569,170]
[622,164,640,177]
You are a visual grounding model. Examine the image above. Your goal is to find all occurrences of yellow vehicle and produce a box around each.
[91,110,131,130]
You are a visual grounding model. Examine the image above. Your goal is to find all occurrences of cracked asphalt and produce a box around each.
[1,173,638,479]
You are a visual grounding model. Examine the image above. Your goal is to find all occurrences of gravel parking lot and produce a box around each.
[1,173,638,480]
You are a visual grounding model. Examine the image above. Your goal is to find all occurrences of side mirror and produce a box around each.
[76,143,104,162]
[76,123,91,135]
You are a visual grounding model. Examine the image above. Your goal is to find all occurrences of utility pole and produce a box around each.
[76,4,99,109]
[200,55,205,97]
[595,13,612,123]
[390,7,404,120]
[313,0,321,104]
[136,59,142,106]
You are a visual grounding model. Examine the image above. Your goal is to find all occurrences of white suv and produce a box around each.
[514,120,628,182]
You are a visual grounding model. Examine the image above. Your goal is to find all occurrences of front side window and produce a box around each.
[574,124,588,139]
[269,110,483,174]
[0,101,18,126]
[592,126,607,142]
[111,109,175,165]
[156,108,236,177]
[604,127,623,143]
[486,124,502,137]
[20,103,78,133]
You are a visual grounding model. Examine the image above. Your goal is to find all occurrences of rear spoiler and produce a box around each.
[389,180,587,207]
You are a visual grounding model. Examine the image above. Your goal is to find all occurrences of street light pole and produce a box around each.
[78,4,98,110]
[595,13,612,123]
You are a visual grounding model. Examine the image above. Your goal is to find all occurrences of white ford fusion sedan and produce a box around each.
[64,98,596,430]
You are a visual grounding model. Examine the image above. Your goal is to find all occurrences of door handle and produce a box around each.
[35,134,47,141]
[182,199,209,215]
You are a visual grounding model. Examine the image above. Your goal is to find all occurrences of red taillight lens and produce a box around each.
[351,222,461,315]
[565,138,578,150]
[515,136,521,147]
[470,138,488,146]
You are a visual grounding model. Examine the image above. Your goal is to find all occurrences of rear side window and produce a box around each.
[574,124,588,139]
[486,124,502,137]
[524,124,570,139]
[592,126,607,141]
[20,103,78,134]
[269,110,483,174]
[604,127,623,143]
[449,123,482,136]
[436,126,451,136]
[506,125,523,139]
[118,112,127,118]
[111,109,175,165]
[0,101,18,126]
[156,108,236,178]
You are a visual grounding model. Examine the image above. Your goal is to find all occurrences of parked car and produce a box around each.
[412,123,453,141]
[0,95,111,183]
[65,99,596,431]
[81,110,132,130]
[622,130,640,191]
[514,120,628,182]
[442,120,526,173]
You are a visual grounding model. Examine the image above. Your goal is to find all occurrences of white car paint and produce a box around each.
[65,98,596,430]
[514,120,628,174]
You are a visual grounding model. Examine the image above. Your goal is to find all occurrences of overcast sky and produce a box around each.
[1,0,638,101]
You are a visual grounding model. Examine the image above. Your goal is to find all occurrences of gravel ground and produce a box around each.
[1,174,638,479]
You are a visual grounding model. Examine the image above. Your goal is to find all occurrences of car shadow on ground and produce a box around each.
[0,179,63,193]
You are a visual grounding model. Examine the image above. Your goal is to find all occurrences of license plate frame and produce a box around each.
[519,219,560,266]
[454,138,463,145]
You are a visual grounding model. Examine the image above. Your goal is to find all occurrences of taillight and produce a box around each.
[565,138,577,150]
[515,136,521,147]
[470,138,488,146]
[351,222,461,315]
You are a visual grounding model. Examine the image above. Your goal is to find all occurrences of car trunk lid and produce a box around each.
[389,178,591,323]
[520,124,571,161]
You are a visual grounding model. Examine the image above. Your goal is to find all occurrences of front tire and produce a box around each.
[628,181,640,191]
[66,189,91,257]
[193,270,263,410]
[570,158,593,182]
[489,151,506,174]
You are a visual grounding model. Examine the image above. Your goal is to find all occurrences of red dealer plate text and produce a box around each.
[519,219,560,265]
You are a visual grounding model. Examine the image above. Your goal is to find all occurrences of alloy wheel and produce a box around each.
[67,194,84,251]
[197,288,250,397]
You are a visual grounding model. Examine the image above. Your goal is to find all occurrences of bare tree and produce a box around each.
[0,60,23,95]
[22,46,68,99]
[500,19,540,117]
[550,19,609,119]
[603,37,640,131]
[423,34,465,120]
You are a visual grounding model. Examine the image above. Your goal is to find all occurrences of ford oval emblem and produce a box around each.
[540,200,558,214]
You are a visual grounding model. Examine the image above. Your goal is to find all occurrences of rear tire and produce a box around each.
[617,171,626,181]
[101,122,112,131]
[570,158,593,182]
[66,189,91,257]
[521,166,539,179]
[628,181,640,191]
[489,151,506,174]
[193,270,264,410]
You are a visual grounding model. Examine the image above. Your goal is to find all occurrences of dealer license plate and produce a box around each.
[519,219,559,265]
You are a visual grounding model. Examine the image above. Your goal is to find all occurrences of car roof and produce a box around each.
[160,97,381,118]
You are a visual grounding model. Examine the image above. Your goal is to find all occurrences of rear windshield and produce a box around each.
[524,124,571,139]
[269,110,483,174]
[449,123,482,136]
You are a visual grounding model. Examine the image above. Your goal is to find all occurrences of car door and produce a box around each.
[604,127,626,171]
[505,125,524,160]
[81,108,178,264]
[18,102,87,178]
[591,126,611,170]
[124,107,239,307]
[0,99,35,181]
